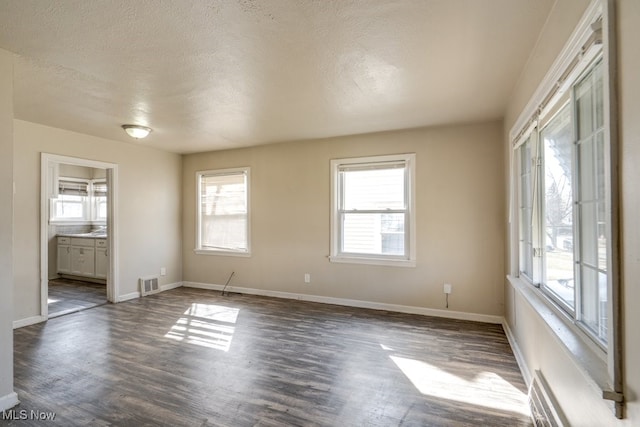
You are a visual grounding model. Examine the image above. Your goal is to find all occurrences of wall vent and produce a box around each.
[529,370,566,427]
[139,276,160,296]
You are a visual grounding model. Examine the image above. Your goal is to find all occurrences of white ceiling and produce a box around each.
[0,0,554,154]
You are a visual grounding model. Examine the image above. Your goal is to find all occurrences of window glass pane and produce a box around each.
[542,105,575,308]
[596,131,606,200]
[55,195,86,219]
[580,267,608,342]
[579,137,595,201]
[595,63,604,128]
[342,213,404,256]
[576,76,594,137]
[575,60,608,344]
[200,172,248,251]
[342,167,405,210]
[580,202,598,267]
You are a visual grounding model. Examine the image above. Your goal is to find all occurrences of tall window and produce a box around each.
[196,168,250,255]
[330,154,416,267]
[516,58,608,345]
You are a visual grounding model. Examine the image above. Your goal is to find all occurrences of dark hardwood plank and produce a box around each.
[8,287,531,426]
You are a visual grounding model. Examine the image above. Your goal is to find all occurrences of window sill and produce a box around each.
[507,274,611,396]
[329,255,416,268]
[194,249,251,258]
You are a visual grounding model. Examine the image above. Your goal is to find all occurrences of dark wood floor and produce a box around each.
[10,287,531,426]
[48,278,107,318]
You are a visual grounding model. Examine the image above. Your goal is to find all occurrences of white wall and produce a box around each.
[0,49,18,411]
[13,120,183,322]
[183,122,506,319]
[503,0,640,424]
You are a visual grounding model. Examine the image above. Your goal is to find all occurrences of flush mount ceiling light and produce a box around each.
[121,124,152,139]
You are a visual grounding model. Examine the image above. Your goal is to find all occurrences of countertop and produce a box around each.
[57,232,107,238]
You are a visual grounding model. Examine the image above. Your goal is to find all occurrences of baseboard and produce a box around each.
[13,315,46,329]
[502,318,532,386]
[0,392,19,412]
[160,281,183,292]
[182,281,503,324]
[118,282,182,303]
[117,291,140,302]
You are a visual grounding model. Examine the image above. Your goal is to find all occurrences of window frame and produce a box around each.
[194,167,251,257]
[515,57,608,350]
[329,153,416,267]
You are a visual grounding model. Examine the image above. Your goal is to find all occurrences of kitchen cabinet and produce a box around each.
[57,236,107,281]
[57,236,71,274]
[95,239,108,279]
[70,246,95,276]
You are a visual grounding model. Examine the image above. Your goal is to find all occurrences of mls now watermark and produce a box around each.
[2,409,56,421]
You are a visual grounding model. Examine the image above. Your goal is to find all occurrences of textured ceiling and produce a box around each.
[0,0,554,154]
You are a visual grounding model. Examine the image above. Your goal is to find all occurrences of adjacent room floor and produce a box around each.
[12,287,531,426]
[47,278,107,318]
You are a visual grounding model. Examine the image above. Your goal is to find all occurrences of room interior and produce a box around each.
[0,0,639,425]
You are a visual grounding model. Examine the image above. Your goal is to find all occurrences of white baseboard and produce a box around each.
[117,291,140,302]
[13,315,46,329]
[118,282,182,303]
[182,281,503,324]
[160,281,183,292]
[0,392,19,412]
[503,318,532,386]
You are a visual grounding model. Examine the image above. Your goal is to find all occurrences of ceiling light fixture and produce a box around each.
[122,124,152,139]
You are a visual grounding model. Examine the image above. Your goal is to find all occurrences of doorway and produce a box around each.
[40,154,119,319]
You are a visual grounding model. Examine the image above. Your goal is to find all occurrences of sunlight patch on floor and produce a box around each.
[165,303,239,351]
[390,355,530,416]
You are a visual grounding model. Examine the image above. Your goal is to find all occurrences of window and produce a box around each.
[50,178,108,223]
[195,167,250,256]
[330,154,416,267]
[92,180,108,221]
[51,179,89,221]
[515,58,609,345]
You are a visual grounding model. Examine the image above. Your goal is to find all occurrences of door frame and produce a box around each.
[40,153,119,318]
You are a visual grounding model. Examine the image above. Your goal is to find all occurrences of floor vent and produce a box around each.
[529,370,566,427]
[139,276,160,296]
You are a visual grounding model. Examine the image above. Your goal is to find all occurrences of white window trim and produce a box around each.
[508,0,623,418]
[194,167,251,257]
[329,153,416,267]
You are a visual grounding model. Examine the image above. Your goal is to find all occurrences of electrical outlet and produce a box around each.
[444,283,452,294]
[304,273,311,283]
[160,267,166,276]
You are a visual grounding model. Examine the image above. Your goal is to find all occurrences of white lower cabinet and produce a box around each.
[70,246,95,276]
[95,243,108,279]
[57,236,107,281]
[57,237,71,274]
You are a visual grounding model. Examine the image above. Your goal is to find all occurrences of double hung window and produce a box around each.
[330,154,416,267]
[195,168,250,256]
